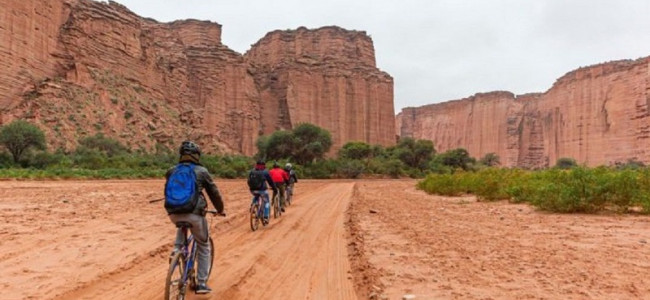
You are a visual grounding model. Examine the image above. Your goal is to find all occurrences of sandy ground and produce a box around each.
[1,179,650,299]
[350,180,650,300]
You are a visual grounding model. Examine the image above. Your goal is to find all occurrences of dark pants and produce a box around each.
[272,183,286,208]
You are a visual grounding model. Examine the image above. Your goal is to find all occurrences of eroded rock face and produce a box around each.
[1,0,394,154]
[397,58,650,168]
[245,26,395,151]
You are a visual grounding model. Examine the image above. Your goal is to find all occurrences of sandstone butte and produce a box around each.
[397,58,650,168]
[0,0,395,154]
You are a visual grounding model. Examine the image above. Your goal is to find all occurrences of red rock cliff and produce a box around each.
[397,58,650,168]
[1,0,394,154]
[245,26,395,151]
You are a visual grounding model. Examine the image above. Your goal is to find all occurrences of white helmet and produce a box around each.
[285,163,292,170]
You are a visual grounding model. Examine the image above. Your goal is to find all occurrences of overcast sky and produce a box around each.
[113,0,650,112]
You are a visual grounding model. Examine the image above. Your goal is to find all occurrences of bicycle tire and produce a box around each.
[273,194,280,218]
[286,187,292,206]
[165,251,187,300]
[250,202,260,231]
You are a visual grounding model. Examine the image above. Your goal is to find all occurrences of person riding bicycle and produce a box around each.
[283,163,298,196]
[165,141,224,295]
[248,160,276,224]
[269,161,290,212]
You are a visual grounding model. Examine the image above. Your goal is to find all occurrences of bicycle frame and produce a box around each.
[180,228,198,287]
[252,193,266,218]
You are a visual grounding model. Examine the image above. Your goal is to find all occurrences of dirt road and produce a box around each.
[3,179,650,300]
[1,180,357,300]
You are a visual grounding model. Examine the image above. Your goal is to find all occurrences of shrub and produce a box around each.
[336,159,365,178]
[555,157,577,169]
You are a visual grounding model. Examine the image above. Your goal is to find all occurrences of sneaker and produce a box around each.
[195,283,212,294]
[263,217,269,226]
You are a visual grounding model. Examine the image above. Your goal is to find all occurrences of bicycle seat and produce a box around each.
[175,221,193,228]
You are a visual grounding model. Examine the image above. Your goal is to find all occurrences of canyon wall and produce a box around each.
[397,58,650,168]
[245,26,395,151]
[1,0,394,154]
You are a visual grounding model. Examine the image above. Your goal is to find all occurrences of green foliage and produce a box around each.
[339,141,373,160]
[78,133,128,157]
[389,137,435,169]
[291,123,332,164]
[336,159,365,179]
[256,123,332,164]
[555,157,577,169]
[419,166,650,214]
[435,148,476,171]
[264,130,295,160]
[0,120,46,162]
[302,159,338,179]
[479,152,500,167]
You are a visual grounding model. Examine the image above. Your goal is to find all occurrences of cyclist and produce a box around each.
[269,161,290,212]
[284,163,298,198]
[248,160,276,224]
[165,141,225,295]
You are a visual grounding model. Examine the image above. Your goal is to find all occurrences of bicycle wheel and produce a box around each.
[285,187,292,206]
[250,202,260,231]
[165,251,187,300]
[273,194,280,218]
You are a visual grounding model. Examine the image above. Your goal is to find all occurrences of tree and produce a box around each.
[389,137,435,169]
[264,130,295,160]
[435,148,476,170]
[479,152,501,167]
[291,123,332,164]
[255,123,332,164]
[0,120,46,163]
[339,141,372,160]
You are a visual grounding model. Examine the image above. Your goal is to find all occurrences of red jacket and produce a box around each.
[269,167,289,184]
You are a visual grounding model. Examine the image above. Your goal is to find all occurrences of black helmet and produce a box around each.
[273,161,280,168]
[179,141,201,156]
[256,159,266,165]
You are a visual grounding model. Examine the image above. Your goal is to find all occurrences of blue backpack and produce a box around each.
[164,163,200,214]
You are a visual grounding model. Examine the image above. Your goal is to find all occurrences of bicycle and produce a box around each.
[285,184,293,206]
[272,191,282,218]
[250,192,268,231]
[165,210,223,300]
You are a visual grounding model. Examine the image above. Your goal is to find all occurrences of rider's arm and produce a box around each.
[265,171,277,191]
[197,167,224,213]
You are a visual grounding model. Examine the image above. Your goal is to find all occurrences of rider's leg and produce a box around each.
[279,185,286,209]
[262,191,270,219]
[167,215,186,252]
[169,213,211,286]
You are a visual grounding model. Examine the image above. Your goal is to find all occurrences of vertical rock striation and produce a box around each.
[245,26,395,151]
[397,58,650,168]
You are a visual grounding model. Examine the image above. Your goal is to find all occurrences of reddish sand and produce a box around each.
[1,179,649,299]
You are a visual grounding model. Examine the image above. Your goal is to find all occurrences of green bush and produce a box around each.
[336,159,365,179]
[555,157,577,169]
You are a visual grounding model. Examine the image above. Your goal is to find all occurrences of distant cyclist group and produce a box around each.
[162,140,298,297]
[247,159,298,225]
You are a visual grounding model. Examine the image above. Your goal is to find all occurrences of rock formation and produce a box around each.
[244,26,395,151]
[397,58,650,168]
[0,0,394,154]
